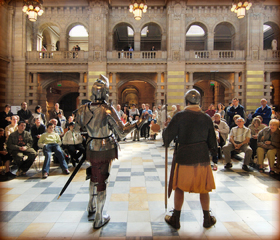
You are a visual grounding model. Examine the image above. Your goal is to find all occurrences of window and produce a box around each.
[69,25,88,37]
[186,25,205,37]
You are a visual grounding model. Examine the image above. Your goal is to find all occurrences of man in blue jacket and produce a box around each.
[252,98,272,125]
[227,98,245,127]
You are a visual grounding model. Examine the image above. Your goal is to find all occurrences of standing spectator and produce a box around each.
[17,102,32,132]
[0,128,16,180]
[223,117,252,171]
[30,105,46,126]
[0,104,13,130]
[5,115,18,141]
[227,98,245,127]
[216,103,225,119]
[139,103,146,116]
[38,122,70,178]
[142,104,153,139]
[129,104,140,121]
[257,119,280,174]
[205,104,216,118]
[224,101,233,125]
[6,121,37,176]
[169,105,177,119]
[115,104,124,119]
[50,103,64,120]
[252,98,272,126]
[123,105,130,120]
[31,117,46,151]
[63,122,85,167]
[151,46,156,51]
[152,106,158,121]
[163,89,217,230]
[129,46,133,58]
[248,117,266,161]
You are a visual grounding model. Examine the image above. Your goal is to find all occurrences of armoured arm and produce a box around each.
[105,105,147,140]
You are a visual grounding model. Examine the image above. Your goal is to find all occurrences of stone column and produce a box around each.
[59,34,67,51]
[134,32,141,51]
[186,72,194,90]
[111,72,117,105]
[207,32,214,50]
[266,71,271,104]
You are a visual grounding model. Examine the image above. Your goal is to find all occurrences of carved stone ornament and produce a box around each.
[173,51,180,61]
[173,3,182,20]
[94,51,101,62]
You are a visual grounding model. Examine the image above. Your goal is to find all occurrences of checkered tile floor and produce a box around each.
[0,135,279,239]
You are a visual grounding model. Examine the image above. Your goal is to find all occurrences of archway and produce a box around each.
[68,24,89,51]
[59,92,79,118]
[41,25,60,51]
[214,22,235,50]
[263,22,280,50]
[113,23,134,51]
[193,72,232,110]
[186,23,207,50]
[140,23,162,51]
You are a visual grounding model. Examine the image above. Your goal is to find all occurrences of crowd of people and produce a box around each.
[0,98,279,179]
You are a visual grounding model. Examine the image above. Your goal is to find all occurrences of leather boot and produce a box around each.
[165,209,181,229]
[87,181,97,221]
[93,190,110,229]
[203,210,216,228]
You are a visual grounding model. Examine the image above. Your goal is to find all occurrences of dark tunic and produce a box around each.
[163,107,217,166]
[17,109,32,131]
[31,124,46,150]
[0,111,13,129]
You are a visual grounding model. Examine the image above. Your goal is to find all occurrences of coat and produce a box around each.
[163,105,217,166]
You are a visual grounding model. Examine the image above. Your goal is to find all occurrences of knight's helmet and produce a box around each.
[90,75,109,102]
[184,89,201,105]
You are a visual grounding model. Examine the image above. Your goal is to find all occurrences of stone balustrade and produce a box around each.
[186,50,245,60]
[26,49,280,62]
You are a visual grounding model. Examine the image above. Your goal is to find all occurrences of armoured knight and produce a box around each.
[73,75,146,229]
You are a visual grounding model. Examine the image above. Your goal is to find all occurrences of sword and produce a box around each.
[57,157,86,199]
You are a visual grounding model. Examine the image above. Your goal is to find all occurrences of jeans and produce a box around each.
[42,143,68,174]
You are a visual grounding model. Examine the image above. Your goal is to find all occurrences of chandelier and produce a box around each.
[129,0,147,20]
[22,0,44,22]
[231,1,252,19]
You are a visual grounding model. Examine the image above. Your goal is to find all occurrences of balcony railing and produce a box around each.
[26,50,88,61]
[265,50,280,60]
[186,50,245,60]
[108,50,165,60]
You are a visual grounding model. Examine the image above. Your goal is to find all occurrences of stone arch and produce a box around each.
[213,22,236,50]
[65,22,89,36]
[117,75,157,89]
[212,21,237,35]
[112,22,135,51]
[110,21,135,34]
[38,21,62,36]
[140,21,164,35]
[193,73,231,89]
[263,21,280,50]
[40,74,80,89]
[140,22,163,51]
[186,21,208,50]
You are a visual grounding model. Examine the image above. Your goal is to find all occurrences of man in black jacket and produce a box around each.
[227,98,245,127]
[17,102,32,131]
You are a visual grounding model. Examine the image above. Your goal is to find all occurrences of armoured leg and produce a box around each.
[93,190,110,229]
[87,180,97,221]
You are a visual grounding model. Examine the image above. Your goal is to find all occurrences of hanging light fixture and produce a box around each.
[231,0,252,19]
[129,0,147,20]
[22,0,44,22]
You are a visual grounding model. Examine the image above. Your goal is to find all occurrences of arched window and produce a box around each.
[186,25,205,37]
[68,25,88,51]
[186,24,207,50]
[69,25,88,37]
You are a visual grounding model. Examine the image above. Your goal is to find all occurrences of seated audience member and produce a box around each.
[5,115,18,141]
[57,112,66,130]
[120,113,127,124]
[0,104,13,130]
[38,123,70,178]
[230,114,241,129]
[216,103,225,119]
[65,115,74,130]
[149,120,160,140]
[0,128,16,180]
[30,105,46,126]
[255,115,267,127]
[211,113,230,169]
[31,117,46,151]
[257,119,280,174]
[17,102,32,132]
[252,98,272,126]
[50,103,64,120]
[50,118,64,138]
[205,104,216,118]
[223,117,252,171]
[6,121,37,176]
[62,122,85,167]
[248,117,266,160]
